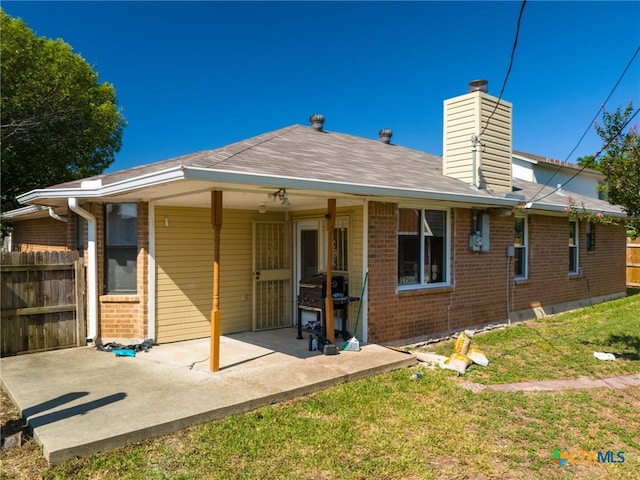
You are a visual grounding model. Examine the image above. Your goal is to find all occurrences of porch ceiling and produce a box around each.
[146,182,366,211]
[28,179,365,212]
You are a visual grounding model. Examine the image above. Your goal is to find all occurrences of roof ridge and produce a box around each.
[210,124,303,167]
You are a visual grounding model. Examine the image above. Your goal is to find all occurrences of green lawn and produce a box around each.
[426,289,640,385]
[2,292,639,480]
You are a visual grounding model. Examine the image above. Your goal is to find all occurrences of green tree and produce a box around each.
[1,10,126,213]
[575,154,597,170]
[594,102,640,236]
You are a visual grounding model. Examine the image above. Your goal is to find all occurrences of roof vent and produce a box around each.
[468,79,488,93]
[378,128,393,144]
[309,114,325,131]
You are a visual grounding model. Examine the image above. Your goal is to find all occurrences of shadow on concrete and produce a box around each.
[28,393,127,429]
[23,392,89,418]
[221,351,276,370]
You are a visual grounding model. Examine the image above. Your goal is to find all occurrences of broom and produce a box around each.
[342,270,368,351]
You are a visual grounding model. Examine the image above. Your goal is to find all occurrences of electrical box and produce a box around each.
[469,213,490,252]
[469,233,483,252]
[506,245,515,258]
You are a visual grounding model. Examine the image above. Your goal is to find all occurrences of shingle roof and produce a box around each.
[513,149,603,176]
[52,124,477,195]
[15,123,624,216]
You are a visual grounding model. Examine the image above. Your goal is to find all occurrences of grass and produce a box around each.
[425,288,640,385]
[2,292,639,479]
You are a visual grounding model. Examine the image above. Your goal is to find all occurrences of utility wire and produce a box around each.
[479,0,527,138]
[527,45,640,204]
[530,106,640,204]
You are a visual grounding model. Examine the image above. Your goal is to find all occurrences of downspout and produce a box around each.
[147,201,156,341]
[48,207,68,223]
[68,198,98,342]
[506,255,512,326]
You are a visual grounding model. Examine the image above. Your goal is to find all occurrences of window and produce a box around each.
[332,218,349,273]
[586,222,596,251]
[514,217,527,279]
[105,203,137,293]
[569,220,579,274]
[398,208,448,286]
[320,217,349,274]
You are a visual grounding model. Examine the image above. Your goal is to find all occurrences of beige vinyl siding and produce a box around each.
[348,206,365,339]
[443,95,478,184]
[478,95,512,191]
[443,91,512,192]
[155,205,284,343]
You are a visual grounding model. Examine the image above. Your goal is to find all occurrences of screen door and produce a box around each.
[253,221,292,330]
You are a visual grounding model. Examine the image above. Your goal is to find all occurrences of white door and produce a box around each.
[295,220,321,327]
[253,222,293,330]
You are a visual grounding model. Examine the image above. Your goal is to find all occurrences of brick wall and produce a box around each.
[97,201,149,343]
[511,215,627,315]
[11,217,69,252]
[366,201,627,345]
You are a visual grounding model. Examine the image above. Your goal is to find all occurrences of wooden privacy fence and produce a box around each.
[1,251,85,356]
[628,238,640,287]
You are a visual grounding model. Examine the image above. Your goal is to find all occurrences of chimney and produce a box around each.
[378,128,393,144]
[309,114,325,131]
[442,80,513,192]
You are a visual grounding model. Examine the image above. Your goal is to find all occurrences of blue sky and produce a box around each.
[3,1,639,173]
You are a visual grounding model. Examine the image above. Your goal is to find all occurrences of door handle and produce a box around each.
[255,271,261,280]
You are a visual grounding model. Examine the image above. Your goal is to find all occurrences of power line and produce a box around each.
[479,0,527,138]
[526,45,640,204]
[530,106,639,204]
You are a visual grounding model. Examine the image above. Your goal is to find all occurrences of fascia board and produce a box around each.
[182,167,520,208]
[15,163,519,209]
[17,167,187,204]
[1,205,47,219]
[512,153,538,165]
[525,201,627,218]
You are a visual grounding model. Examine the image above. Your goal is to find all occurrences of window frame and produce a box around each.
[104,203,138,294]
[514,216,528,280]
[397,207,450,290]
[586,221,596,252]
[320,216,350,275]
[569,220,579,275]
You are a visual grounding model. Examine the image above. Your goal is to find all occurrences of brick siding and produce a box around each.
[511,215,627,314]
[97,202,149,343]
[11,217,69,252]
[366,201,627,344]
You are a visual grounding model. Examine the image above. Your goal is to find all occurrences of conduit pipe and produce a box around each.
[506,255,512,326]
[68,198,98,342]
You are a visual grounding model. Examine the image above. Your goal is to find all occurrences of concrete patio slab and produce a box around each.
[1,328,416,465]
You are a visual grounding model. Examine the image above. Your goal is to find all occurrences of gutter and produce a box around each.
[68,198,98,342]
[17,167,187,204]
[524,201,627,218]
[17,164,520,209]
[182,167,521,208]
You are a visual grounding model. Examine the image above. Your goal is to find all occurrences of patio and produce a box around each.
[0,328,416,465]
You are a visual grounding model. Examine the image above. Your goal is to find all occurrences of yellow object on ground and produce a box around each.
[441,353,472,374]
